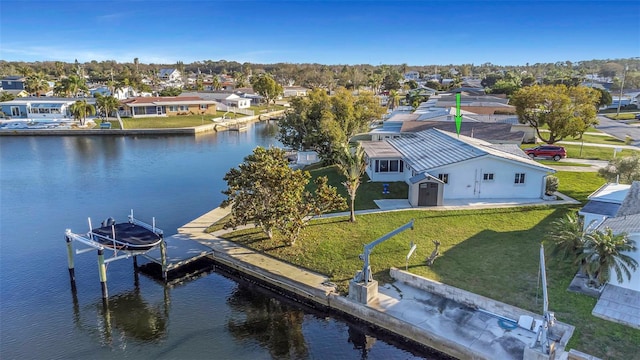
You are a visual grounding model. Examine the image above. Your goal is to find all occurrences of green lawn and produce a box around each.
[214,205,639,359]
[554,171,605,203]
[604,113,637,120]
[572,133,625,145]
[208,164,640,358]
[306,165,408,210]
[537,160,592,167]
[97,114,229,129]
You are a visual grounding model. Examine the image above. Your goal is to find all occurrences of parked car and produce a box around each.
[524,145,567,161]
[635,113,640,120]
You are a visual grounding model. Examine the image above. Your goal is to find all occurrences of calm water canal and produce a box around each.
[0,123,445,360]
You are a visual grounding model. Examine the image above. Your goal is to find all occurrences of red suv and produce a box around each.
[524,145,567,161]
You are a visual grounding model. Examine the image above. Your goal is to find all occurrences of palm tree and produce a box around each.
[387,90,401,110]
[577,228,638,287]
[70,99,96,126]
[65,74,88,97]
[547,212,589,262]
[211,75,221,91]
[25,72,50,97]
[95,94,119,121]
[335,143,367,222]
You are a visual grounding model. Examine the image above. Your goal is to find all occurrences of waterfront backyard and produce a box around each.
[212,169,640,359]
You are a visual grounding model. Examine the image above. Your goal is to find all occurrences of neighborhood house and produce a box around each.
[119,96,219,118]
[361,128,555,207]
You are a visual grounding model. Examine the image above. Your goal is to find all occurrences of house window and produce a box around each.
[515,173,526,184]
[179,105,189,111]
[438,173,449,184]
[375,160,404,173]
[169,106,178,112]
[483,173,494,181]
[11,106,20,116]
[200,104,207,110]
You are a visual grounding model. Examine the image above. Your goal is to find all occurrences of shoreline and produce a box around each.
[0,110,286,136]
[155,206,577,360]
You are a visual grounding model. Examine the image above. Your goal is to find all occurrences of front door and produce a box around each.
[418,182,439,206]
[156,106,163,115]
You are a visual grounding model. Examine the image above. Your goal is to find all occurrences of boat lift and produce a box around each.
[349,220,414,304]
[65,210,165,299]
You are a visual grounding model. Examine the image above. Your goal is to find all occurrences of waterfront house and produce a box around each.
[0,97,82,120]
[182,92,251,109]
[361,128,554,206]
[119,96,219,118]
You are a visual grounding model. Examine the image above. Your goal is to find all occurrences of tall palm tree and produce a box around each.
[66,74,88,97]
[25,72,50,97]
[70,99,95,126]
[211,75,221,91]
[577,228,638,287]
[335,143,367,222]
[387,90,401,110]
[95,94,119,120]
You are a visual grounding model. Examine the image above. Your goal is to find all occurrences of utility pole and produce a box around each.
[616,65,628,117]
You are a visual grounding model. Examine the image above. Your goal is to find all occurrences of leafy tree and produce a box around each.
[405,80,418,89]
[598,154,640,183]
[158,87,182,96]
[489,79,520,96]
[382,71,402,91]
[0,92,16,102]
[577,228,637,287]
[593,88,612,109]
[220,147,345,245]
[599,62,624,79]
[481,73,503,88]
[69,99,96,126]
[545,175,559,195]
[278,88,385,162]
[335,143,367,222]
[511,84,600,144]
[251,74,283,110]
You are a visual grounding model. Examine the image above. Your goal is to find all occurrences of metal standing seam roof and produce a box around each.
[386,128,554,173]
[598,214,640,234]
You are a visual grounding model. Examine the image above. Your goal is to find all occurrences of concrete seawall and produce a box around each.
[0,110,286,136]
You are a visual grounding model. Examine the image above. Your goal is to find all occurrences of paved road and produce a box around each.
[595,115,640,147]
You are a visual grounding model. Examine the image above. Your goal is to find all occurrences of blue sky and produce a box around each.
[1,1,638,66]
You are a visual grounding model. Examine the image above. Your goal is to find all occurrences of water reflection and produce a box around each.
[227,283,308,359]
[259,120,280,139]
[348,326,377,360]
[71,273,169,348]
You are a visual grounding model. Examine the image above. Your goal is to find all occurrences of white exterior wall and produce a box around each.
[609,233,640,292]
[426,157,548,200]
[579,212,609,231]
[365,157,406,182]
